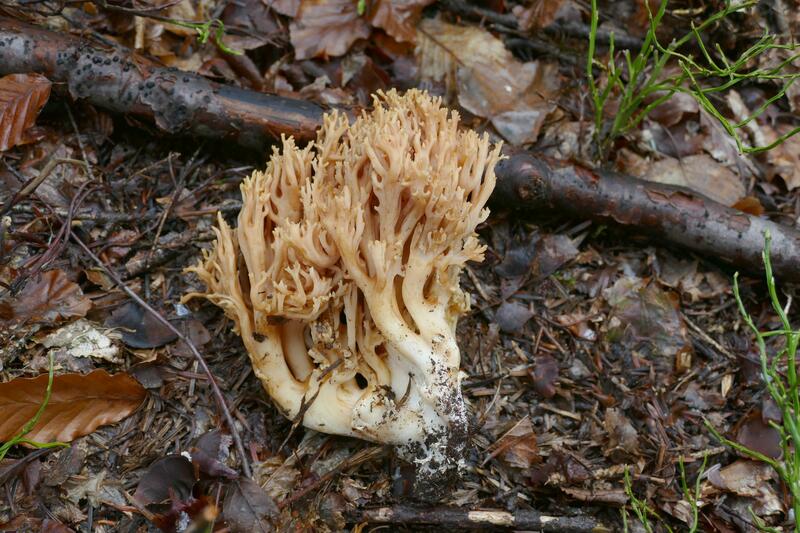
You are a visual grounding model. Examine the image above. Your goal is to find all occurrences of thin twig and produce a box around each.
[278,445,386,509]
[347,504,607,532]
[69,230,252,479]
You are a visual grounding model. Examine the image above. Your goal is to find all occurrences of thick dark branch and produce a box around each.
[2,17,798,282]
[0,17,326,148]
[347,505,604,532]
[494,153,800,283]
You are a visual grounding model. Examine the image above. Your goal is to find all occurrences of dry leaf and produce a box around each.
[528,354,559,398]
[706,459,782,515]
[494,301,534,333]
[603,407,639,459]
[134,455,196,505]
[222,0,280,51]
[223,478,278,532]
[641,155,745,206]
[266,0,300,16]
[417,18,559,145]
[290,0,371,60]
[0,369,146,443]
[105,301,178,349]
[735,410,782,460]
[486,416,540,469]
[0,73,51,151]
[763,123,800,190]
[512,0,566,31]
[367,0,435,42]
[0,270,91,329]
[605,277,692,362]
[732,195,765,216]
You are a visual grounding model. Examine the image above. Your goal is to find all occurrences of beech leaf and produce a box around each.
[223,478,278,532]
[0,370,146,444]
[0,73,51,151]
[290,0,371,60]
[0,269,91,329]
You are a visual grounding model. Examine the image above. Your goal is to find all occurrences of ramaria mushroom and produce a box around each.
[183,89,501,493]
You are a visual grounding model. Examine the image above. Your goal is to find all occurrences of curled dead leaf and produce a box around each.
[417,18,559,145]
[0,73,52,151]
[134,455,195,506]
[0,270,91,329]
[367,0,435,42]
[223,478,278,532]
[105,301,178,349]
[290,0,371,60]
[734,410,782,460]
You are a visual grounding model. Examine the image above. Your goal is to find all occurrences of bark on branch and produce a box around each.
[3,16,800,282]
[347,505,605,532]
[493,153,800,282]
[0,17,326,147]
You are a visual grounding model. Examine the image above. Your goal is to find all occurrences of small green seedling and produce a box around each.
[706,230,800,528]
[0,354,68,461]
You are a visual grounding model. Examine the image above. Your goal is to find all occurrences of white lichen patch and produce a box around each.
[41,319,121,363]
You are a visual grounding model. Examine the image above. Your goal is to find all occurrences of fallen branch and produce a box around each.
[347,505,606,532]
[493,153,800,282]
[0,17,327,148]
[3,17,799,282]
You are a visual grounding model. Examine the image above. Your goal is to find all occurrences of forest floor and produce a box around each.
[2,1,800,532]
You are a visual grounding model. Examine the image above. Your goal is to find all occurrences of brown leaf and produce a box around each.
[707,461,783,516]
[105,301,178,349]
[494,301,534,333]
[764,123,800,190]
[223,478,278,532]
[734,410,782,460]
[134,455,196,505]
[530,234,579,280]
[222,0,280,51]
[641,154,745,206]
[0,270,91,328]
[0,73,51,151]
[529,354,559,398]
[603,407,639,459]
[290,0,371,60]
[604,277,692,360]
[191,430,238,479]
[417,19,559,145]
[647,91,698,127]
[732,195,765,216]
[0,369,146,443]
[367,0,434,42]
[707,459,774,497]
[560,486,628,505]
[513,0,566,31]
[265,0,300,17]
[485,416,540,469]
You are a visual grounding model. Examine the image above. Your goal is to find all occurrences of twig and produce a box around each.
[278,445,386,509]
[0,16,329,149]
[145,148,205,269]
[347,504,608,532]
[493,151,800,283]
[68,230,252,479]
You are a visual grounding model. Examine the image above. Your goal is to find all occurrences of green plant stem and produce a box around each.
[0,353,67,461]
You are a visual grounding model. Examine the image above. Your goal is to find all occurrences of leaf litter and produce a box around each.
[2,1,800,531]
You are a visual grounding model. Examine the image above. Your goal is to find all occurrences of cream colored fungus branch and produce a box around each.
[184,89,501,490]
